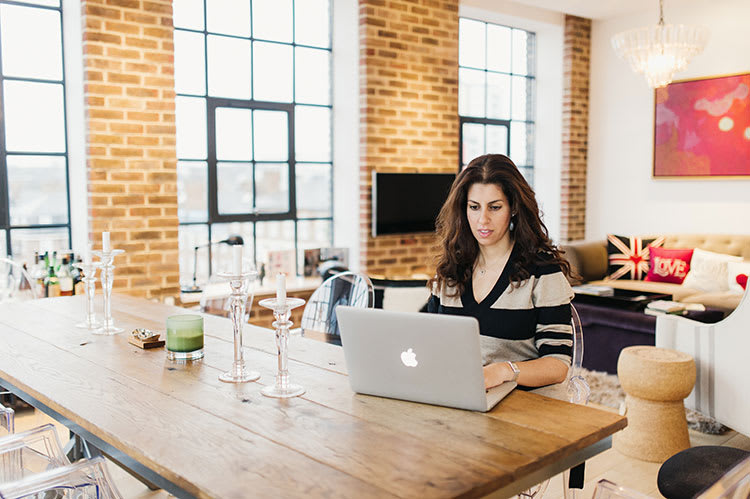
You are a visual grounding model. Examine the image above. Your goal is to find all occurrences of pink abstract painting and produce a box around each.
[654,73,750,177]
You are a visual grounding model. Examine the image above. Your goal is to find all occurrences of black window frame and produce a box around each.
[0,0,71,258]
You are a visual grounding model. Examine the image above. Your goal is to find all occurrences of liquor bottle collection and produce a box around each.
[26,251,86,297]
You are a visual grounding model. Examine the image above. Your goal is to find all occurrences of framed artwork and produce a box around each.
[653,72,750,178]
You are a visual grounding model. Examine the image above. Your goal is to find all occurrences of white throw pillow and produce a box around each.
[727,261,750,295]
[682,248,743,292]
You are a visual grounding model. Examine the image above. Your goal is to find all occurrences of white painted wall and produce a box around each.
[331,0,360,271]
[587,0,750,240]
[460,1,565,243]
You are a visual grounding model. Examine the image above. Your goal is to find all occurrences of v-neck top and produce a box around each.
[427,248,575,365]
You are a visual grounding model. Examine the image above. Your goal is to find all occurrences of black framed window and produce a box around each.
[173,0,333,286]
[458,18,536,184]
[0,0,70,261]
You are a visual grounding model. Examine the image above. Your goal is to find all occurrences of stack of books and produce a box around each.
[645,300,686,316]
[572,284,615,297]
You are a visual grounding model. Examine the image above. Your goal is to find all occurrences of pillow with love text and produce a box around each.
[645,247,694,284]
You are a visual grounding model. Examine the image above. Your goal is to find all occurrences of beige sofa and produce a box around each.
[561,234,750,314]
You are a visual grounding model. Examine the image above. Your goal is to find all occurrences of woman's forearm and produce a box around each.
[483,357,569,389]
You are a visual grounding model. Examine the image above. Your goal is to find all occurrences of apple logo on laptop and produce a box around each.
[400,348,418,367]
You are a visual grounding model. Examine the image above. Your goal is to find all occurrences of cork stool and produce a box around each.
[613,346,696,463]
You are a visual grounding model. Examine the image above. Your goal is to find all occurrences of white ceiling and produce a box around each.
[509,0,658,20]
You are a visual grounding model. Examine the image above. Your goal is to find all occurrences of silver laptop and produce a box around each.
[336,306,516,412]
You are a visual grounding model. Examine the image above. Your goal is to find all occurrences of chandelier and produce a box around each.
[611,0,709,88]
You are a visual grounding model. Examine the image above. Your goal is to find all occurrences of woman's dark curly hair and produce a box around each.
[429,154,572,297]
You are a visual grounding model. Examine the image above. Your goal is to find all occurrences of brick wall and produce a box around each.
[82,0,179,299]
[560,15,591,242]
[359,0,459,278]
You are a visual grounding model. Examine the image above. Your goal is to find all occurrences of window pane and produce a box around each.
[3,81,65,153]
[486,72,510,120]
[296,163,331,217]
[519,167,534,186]
[295,47,330,105]
[215,107,252,161]
[217,162,252,214]
[253,110,288,161]
[173,0,204,30]
[295,0,330,48]
[510,121,531,166]
[255,220,295,272]
[174,30,206,95]
[0,5,62,80]
[253,42,293,103]
[485,125,508,156]
[462,123,484,165]
[295,105,330,162]
[512,29,529,75]
[511,75,528,121]
[177,161,208,223]
[208,35,251,99]
[7,155,67,226]
[252,0,292,43]
[487,24,511,73]
[458,68,485,118]
[210,222,255,273]
[297,219,332,271]
[255,163,289,213]
[10,227,68,263]
[458,18,485,69]
[179,224,209,287]
[0,231,5,258]
[206,0,251,37]
[175,96,207,159]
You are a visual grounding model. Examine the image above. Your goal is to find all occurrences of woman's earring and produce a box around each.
[509,217,515,232]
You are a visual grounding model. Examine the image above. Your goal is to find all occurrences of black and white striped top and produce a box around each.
[426,247,574,366]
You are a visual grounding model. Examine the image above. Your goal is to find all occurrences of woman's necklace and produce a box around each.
[475,248,512,277]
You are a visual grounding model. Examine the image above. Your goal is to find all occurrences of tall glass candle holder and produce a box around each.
[258,297,306,398]
[74,261,101,329]
[217,268,259,383]
[92,249,124,335]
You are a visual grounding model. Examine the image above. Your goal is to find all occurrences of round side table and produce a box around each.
[613,346,696,462]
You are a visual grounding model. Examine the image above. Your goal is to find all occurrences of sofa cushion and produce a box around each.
[680,292,741,313]
[588,279,700,302]
[606,234,665,281]
[727,261,750,294]
[645,247,694,284]
[682,248,743,293]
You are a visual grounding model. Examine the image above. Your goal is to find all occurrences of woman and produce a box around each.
[427,154,575,389]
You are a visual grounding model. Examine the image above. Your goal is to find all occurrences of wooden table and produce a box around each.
[0,296,626,498]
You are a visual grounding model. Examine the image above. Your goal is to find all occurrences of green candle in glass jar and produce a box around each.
[166,314,204,361]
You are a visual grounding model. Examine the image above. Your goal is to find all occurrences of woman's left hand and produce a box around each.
[483,362,515,390]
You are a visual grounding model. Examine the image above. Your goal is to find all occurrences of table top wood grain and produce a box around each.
[0,295,626,499]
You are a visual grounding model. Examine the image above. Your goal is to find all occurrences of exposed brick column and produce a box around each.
[359,0,459,278]
[560,15,591,242]
[82,0,179,298]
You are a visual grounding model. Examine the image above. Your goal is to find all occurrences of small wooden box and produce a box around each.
[128,335,165,349]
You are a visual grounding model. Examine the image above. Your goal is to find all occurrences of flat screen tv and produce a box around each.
[372,172,456,236]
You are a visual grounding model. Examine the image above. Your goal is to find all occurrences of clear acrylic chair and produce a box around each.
[0,424,69,484]
[521,304,591,499]
[0,403,13,436]
[592,479,654,499]
[0,455,123,499]
[696,454,750,499]
[0,257,38,303]
[300,271,374,345]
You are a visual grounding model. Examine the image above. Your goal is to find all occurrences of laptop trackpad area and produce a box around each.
[486,381,517,411]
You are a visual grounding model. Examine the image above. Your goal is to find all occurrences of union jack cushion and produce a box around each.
[605,234,665,281]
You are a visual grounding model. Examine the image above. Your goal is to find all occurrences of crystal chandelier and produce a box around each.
[611,0,709,88]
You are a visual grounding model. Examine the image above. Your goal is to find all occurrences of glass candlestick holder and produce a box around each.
[217,268,259,383]
[92,249,125,335]
[74,261,102,329]
[258,297,306,398]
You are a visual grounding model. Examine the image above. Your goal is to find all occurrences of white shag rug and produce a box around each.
[581,368,728,435]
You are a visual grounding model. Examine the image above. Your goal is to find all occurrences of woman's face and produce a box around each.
[466,182,512,248]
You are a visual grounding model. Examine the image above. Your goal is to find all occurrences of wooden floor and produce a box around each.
[13,403,750,499]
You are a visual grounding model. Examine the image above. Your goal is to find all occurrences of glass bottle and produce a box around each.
[45,265,61,298]
[58,257,74,297]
